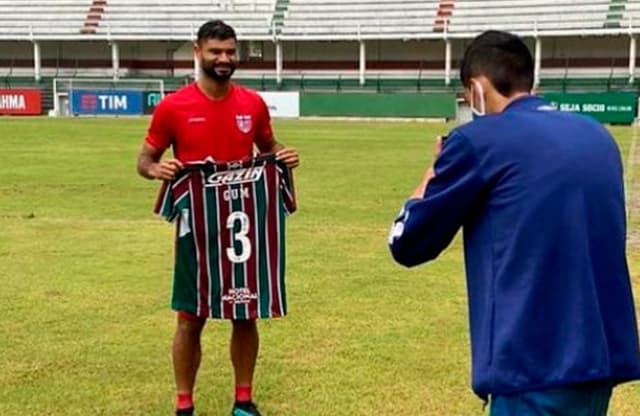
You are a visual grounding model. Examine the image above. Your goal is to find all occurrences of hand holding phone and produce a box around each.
[434,135,448,159]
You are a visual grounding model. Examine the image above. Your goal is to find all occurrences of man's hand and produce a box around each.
[410,167,436,199]
[148,159,184,180]
[276,147,300,169]
[137,143,183,180]
[409,135,446,199]
[434,135,445,159]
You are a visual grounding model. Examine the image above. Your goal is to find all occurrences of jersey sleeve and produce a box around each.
[388,131,486,267]
[145,98,174,151]
[154,180,177,221]
[254,95,275,150]
[277,162,297,214]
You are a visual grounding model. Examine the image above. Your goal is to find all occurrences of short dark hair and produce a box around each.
[197,20,237,43]
[460,30,534,96]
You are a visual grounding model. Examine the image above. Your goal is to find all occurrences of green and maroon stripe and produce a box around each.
[188,172,211,318]
[265,162,283,316]
[154,180,170,215]
[245,182,262,319]
[278,187,288,315]
[243,181,260,320]
[217,183,234,319]
[255,170,271,318]
[156,174,191,220]
[213,184,225,319]
[277,164,297,214]
[204,183,222,318]
[231,183,247,320]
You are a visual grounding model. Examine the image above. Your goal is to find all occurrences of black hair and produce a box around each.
[460,30,534,96]
[197,19,237,43]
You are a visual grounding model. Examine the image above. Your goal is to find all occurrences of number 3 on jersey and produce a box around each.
[226,211,251,263]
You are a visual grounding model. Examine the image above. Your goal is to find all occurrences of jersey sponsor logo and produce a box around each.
[235,114,252,133]
[222,287,258,304]
[206,166,264,187]
[0,94,26,110]
[188,116,206,123]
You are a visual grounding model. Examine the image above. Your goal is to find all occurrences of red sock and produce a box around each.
[235,385,252,402]
[176,393,194,410]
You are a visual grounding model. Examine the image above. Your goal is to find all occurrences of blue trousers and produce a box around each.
[490,381,614,416]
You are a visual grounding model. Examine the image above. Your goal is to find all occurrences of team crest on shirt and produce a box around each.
[235,114,252,134]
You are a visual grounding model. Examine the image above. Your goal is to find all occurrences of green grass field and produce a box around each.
[0,118,639,415]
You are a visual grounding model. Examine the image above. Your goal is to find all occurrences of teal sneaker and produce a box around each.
[232,401,262,416]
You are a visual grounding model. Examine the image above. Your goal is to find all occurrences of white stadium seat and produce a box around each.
[0,0,639,84]
[99,0,276,39]
[0,0,277,40]
[1,0,640,41]
[279,0,638,39]
[281,0,440,40]
[447,0,611,35]
[0,0,88,39]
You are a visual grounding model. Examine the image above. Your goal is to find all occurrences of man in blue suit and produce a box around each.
[389,30,640,415]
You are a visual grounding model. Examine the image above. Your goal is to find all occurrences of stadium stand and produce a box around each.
[0,0,276,40]
[0,0,89,40]
[434,0,455,33]
[2,0,640,97]
[280,1,441,39]
[99,0,276,40]
[80,0,106,35]
[447,0,614,35]
[279,0,633,38]
[624,1,640,28]
[2,0,632,41]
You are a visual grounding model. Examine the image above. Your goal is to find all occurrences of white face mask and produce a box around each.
[469,79,486,119]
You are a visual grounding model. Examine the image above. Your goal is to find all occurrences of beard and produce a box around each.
[201,60,236,82]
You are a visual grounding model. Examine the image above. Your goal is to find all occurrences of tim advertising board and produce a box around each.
[0,89,42,115]
[70,90,143,115]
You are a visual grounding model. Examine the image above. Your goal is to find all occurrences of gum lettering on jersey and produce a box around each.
[223,187,250,201]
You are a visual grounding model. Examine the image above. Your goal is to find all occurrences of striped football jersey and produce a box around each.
[155,155,296,320]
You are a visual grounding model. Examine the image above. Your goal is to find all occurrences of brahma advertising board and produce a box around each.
[0,89,42,115]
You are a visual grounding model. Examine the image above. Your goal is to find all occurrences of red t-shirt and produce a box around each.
[146,83,274,162]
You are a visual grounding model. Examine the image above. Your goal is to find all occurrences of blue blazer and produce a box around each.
[389,96,640,398]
